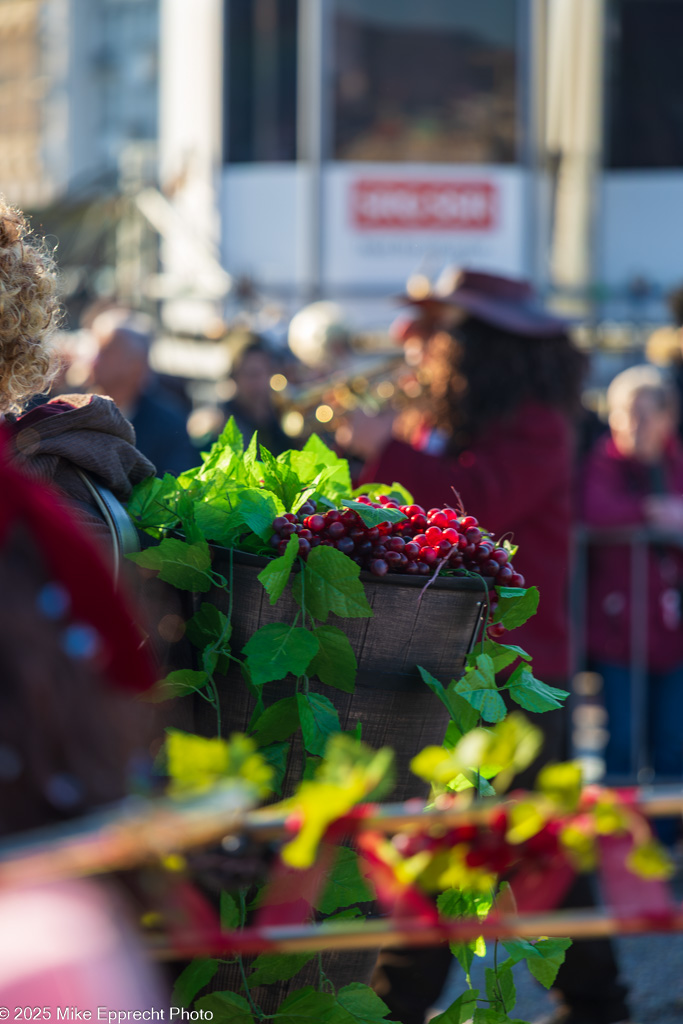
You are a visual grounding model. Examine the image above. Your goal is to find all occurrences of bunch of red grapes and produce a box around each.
[269,496,524,594]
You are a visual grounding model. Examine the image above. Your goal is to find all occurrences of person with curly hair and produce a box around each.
[0,197,154,547]
[345,270,632,1024]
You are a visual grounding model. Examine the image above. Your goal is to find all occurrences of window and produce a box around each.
[225,0,297,163]
[333,0,519,163]
[606,0,683,169]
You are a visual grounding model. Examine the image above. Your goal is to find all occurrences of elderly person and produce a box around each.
[0,197,155,548]
[88,308,198,476]
[582,365,683,781]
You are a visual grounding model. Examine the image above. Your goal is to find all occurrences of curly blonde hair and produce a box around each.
[0,198,61,414]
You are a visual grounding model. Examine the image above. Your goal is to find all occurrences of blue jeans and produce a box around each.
[595,661,683,778]
[595,661,683,846]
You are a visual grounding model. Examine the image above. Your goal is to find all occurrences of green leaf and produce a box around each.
[340,499,407,528]
[296,691,342,756]
[242,623,319,688]
[193,499,239,546]
[171,957,220,1007]
[418,667,479,735]
[314,846,374,914]
[294,545,373,621]
[237,488,281,541]
[473,1009,515,1024]
[525,938,572,989]
[493,586,539,631]
[195,990,254,1024]
[260,446,304,511]
[250,696,301,746]
[454,655,507,723]
[127,473,179,533]
[257,534,299,605]
[275,987,338,1024]
[486,965,516,1014]
[466,639,532,674]
[127,537,213,592]
[142,669,208,703]
[508,666,569,713]
[437,889,491,981]
[164,729,273,797]
[247,951,317,988]
[219,891,239,931]
[258,741,290,796]
[308,625,358,692]
[186,603,232,674]
[429,989,479,1024]
[336,983,392,1023]
[500,938,544,965]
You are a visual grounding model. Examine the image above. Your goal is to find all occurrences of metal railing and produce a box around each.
[570,525,683,785]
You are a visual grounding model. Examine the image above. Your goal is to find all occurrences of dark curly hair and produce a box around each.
[429,317,587,454]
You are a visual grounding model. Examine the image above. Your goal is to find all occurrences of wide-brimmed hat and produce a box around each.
[399,267,570,338]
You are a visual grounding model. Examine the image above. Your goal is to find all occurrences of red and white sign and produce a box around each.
[351,179,497,231]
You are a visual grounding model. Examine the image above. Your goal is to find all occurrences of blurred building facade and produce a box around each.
[0,0,158,209]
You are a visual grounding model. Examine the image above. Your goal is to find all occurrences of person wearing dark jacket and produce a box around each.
[582,364,683,781]
[345,270,631,1024]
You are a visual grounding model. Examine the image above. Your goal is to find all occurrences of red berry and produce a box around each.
[410,513,428,529]
[492,548,509,565]
[378,495,390,505]
[298,529,313,541]
[272,515,288,532]
[417,562,431,575]
[269,534,281,549]
[385,550,403,566]
[405,561,420,574]
[442,527,459,544]
[404,542,420,560]
[509,572,525,588]
[341,509,358,525]
[460,515,478,530]
[298,538,311,557]
[428,510,449,528]
[336,537,355,555]
[306,514,325,533]
[325,510,341,523]
[465,527,482,544]
[463,543,476,557]
[370,558,389,576]
[405,504,425,517]
[280,523,296,538]
[449,552,464,568]
[444,507,459,521]
[425,526,442,545]
[420,547,438,565]
[437,539,453,557]
[388,536,405,552]
[328,521,346,540]
[412,533,428,547]
[487,622,506,639]
[482,560,501,576]
[497,565,513,583]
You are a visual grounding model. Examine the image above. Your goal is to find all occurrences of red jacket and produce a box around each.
[361,403,573,681]
[581,435,683,671]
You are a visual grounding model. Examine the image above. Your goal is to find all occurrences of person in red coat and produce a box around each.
[344,270,631,1024]
[582,364,683,779]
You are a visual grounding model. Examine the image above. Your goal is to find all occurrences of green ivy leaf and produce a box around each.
[171,958,219,1008]
[275,987,337,1024]
[127,473,179,533]
[418,667,479,735]
[195,990,254,1024]
[308,625,358,692]
[336,983,392,1023]
[296,691,342,756]
[250,697,301,746]
[340,499,407,528]
[485,965,516,1014]
[142,669,208,703]
[242,624,319,688]
[454,655,507,723]
[193,499,239,546]
[493,586,540,631]
[219,891,239,931]
[247,951,317,988]
[429,989,479,1024]
[260,446,304,511]
[258,741,290,796]
[127,537,213,592]
[237,488,281,541]
[186,603,232,674]
[525,938,572,989]
[314,846,374,914]
[500,937,544,966]
[293,546,373,621]
[466,639,532,673]
[508,666,568,713]
[257,534,300,605]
